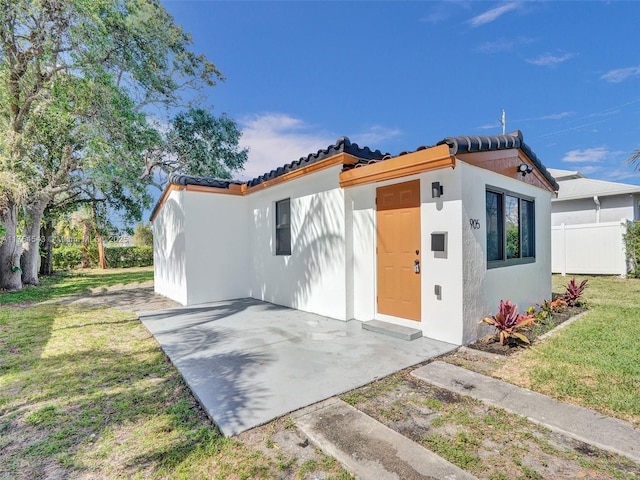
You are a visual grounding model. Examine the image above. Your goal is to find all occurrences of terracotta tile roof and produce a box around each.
[438,130,559,190]
[168,173,244,189]
[152,131,558,220]
[246,136,386,187]
[343,130,559,191]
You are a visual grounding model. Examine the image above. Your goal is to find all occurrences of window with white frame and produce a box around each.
[486,188,535,267]
[275,198,291,255]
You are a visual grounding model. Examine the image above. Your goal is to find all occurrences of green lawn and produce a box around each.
[0,269,349,479]
[0,267,155,305]
[498,275,640,427]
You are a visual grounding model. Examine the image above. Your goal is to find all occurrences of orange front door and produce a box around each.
[376,180,421,321]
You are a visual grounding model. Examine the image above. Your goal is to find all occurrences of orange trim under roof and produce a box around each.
[185,183,246,195]
[339,144,455,188]
[151,153,356,221]
[245,152,358,193]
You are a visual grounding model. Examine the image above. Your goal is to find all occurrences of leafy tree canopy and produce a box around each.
[144,107,248,188]
[0,0,225,288]
[132,222,153,246]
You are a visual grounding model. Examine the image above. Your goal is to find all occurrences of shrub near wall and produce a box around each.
[53,246,153,269]
[624,221,640,278]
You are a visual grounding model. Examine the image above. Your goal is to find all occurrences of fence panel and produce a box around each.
[552,220,627,276]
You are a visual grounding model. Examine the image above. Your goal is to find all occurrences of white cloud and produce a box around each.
[605,171,640,183]
[526,52,573,67]
[421,9,450,25]
[539,111,574,120]
[474,36,535,54]
[237,113,400,181]
[562,147,609,163]
[468,2,519,27]
[421,1,471,25]
[600,66,640,83]
[576,165,602,176]
[475,39,515,54]
[238,113,334,181]
[350,125,401,146]
[478,123,500,130]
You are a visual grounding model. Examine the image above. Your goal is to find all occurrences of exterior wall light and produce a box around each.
[518,164,533,176]
[432,181,443,198]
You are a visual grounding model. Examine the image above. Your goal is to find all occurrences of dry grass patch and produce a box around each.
[341,369,639,479]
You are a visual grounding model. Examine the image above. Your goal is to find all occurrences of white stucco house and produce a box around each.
[548,168,640,276]
[151,131,559,345]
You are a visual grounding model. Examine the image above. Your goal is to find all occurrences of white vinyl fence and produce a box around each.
[552,220,628,276]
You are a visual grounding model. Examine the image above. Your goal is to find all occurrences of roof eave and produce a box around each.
[438,131,559,192]
[552,188,640,201]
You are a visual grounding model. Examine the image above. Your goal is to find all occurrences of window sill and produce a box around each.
[487,257,535,269]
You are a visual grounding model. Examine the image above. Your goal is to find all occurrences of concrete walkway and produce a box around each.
[138,298,456,436]
[412,361,640,463]
[292,398,478,480]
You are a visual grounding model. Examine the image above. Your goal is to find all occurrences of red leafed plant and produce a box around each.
[563,276,588,307]
[480,300,535,345]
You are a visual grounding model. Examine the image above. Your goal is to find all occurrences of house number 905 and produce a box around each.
[469,219,480,229]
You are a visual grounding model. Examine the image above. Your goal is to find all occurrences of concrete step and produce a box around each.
[292,398,477,480]
[362,319,422,341]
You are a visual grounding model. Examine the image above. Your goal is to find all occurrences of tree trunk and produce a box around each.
[96,233,107,269]
[0,200,23,290]
[81,221,91,268]
[20,197,49,286]
[39,219,55,276]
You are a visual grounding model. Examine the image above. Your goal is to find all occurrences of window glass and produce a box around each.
[275,199,291,255]
[486,191,503,261]
[486,188,535,266]
[505,195,520,259]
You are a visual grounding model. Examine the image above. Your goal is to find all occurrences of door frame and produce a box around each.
[375,179,422,322]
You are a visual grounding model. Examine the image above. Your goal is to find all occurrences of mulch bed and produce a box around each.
[467,303,586,356]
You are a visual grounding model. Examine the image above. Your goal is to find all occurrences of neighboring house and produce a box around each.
[151,131,558,345]
[549,169,640,276]
[549,168,640,225]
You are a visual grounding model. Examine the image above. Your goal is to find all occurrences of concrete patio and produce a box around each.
[139,298,456,436]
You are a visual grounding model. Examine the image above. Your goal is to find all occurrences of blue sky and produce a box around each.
[162,1,640,185]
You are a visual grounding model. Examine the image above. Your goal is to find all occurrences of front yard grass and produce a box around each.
[366,274,640,478]
[497,275,640,426]
[0,269,348,479]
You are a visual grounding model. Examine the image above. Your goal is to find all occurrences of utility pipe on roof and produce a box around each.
[594,195,601,223]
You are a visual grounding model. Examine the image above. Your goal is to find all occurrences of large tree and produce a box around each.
[17,71,159,284]
[0,0,221,288]
[143,107,248,189]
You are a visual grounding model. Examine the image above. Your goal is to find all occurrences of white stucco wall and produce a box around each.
[153,189,188,305]
[345,170,466,345]
[182,190,250,304]
[248,166,348,320]
[346,185,376,322]
[461,162,553,345]
[551,194,637,226]
[152,188,251,305]
[420,168,465,344]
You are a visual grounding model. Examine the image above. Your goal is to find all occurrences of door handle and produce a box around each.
[414,259,420,274]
